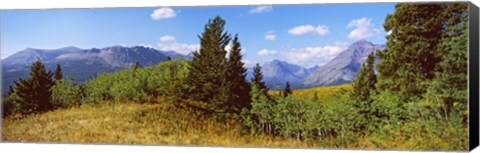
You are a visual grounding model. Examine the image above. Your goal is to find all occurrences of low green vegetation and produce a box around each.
[2,3,469,151]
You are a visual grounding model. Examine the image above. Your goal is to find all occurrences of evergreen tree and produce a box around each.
[426,3,468,120]
[376,4,446,101]
[352,52,377,103]
[13,59,55,113]
[134,61,141,71]
[186,16,232,113]
[251,63,269,94]
[283,81,292,97]
[167,56,172,61]
[54,63,63,81]
[351,52,378,128]
[7,85,15,96]
[227,34,252,112]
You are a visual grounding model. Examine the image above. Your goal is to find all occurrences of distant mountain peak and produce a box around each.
[301,40,385,87]
[271,59,281,62]
[352,39,371,44]
[58,46,82,50]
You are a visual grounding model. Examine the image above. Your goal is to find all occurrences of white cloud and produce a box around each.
[284,42,348,67]
[315,25,329,36]
[242,59,258,67]
[160,35,175,42]
[150,7,177,20]
[264,31,276,41]
[257,49,278,56]
[288,25,329,36]
[249,6,273,14]
[347,17,381,40]
[158,42,199,55]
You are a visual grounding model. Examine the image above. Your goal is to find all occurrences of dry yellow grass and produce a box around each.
[2,97,321,148]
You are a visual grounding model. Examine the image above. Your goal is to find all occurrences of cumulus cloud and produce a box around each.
[347,17,381,40]
[257,49,278,56]
[158,41,199,55]
[150,7,177,20]
[284,42,348,67]
[288,25,329,36]
[160,35,176,42]
[250,6,273,14]
[264,31,276,41]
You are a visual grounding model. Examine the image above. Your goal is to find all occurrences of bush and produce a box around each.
[81,59,190,105]
[51,77,83,108]
[2,92,22,117]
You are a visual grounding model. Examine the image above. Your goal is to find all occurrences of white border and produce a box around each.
[0,0,477,153]
[0,0,473,9]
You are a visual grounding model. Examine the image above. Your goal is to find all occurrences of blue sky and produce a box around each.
[1,3,395,68]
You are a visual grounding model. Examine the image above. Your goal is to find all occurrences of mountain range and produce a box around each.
[252,40,385,89]
[301,39,385,87]
[1,40,384,94]
[2,46,192,95]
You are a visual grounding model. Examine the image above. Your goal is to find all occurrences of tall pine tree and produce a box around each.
[352,52,377,103]
[351,52,378,126]
[227,34,251,112]
[134,61,141,71]
[54,63,63,81]
[251,63,269,96]
[186,16,232,114]
[426,3,468,120]
[14,59,55,113]
[283,81,292,97]
[376,4,448,102]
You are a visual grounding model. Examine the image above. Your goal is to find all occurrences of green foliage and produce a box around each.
[377,4,445,101]
[54,63,63,81]
[251,63,269,95]
[351,52,377,103]
[282,81,292,97]
[82,59,190,105]
[186,16,232,114]
[242,83,272,134]
[353,4,470,150]
[243,84,363,145]
[227,34,252,113]
[2,92,22,117]
[134,61,141,71]
[51,76,83,108]
[367,90,408,131]
[13,59,55,114]
[351,52,377,130]
[424,3,468,121]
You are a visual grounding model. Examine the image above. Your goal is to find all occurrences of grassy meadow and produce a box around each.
[2,92,331,148]
[2,84,466,150]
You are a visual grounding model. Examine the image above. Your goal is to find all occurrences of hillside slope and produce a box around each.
[2,98,315,147]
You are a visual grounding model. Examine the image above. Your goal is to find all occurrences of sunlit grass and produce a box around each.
[2,97,317,148]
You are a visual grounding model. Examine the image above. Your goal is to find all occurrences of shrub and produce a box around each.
[51,77,83,108]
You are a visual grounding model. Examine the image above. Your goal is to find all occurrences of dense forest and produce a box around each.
[2,3,469,150]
